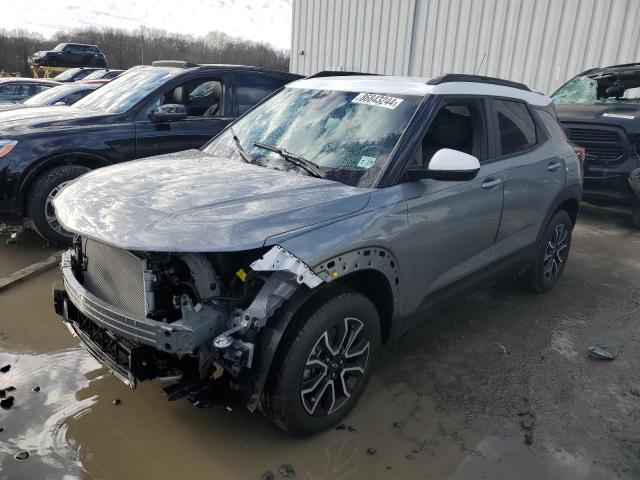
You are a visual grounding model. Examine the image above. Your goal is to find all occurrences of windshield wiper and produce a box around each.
[229,126,252,163]
[254,142,325,178]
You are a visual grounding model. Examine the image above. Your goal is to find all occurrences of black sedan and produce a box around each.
[0,62,301,244]
[0,83,100,113]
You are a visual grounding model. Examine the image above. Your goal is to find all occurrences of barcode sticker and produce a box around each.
[351,93,404,109]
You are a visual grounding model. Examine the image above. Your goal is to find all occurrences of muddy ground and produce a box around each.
[0,206,639,480]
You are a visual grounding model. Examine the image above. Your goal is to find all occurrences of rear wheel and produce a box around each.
[524,209,573,292]
[261,290,380,436]
[27,165,90,245]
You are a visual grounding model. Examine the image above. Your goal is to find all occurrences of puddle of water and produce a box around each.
[0,213,639,479]
[0,230,58,279]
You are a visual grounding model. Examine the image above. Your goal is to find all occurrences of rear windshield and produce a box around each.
[553,70,640,105]
[53,68,83,81]
[83,70,107,80]
[204,87,423,188]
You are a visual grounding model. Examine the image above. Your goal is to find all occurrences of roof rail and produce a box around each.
[427,74,531,92]
[151,60,199,69]
[305,70,378,79]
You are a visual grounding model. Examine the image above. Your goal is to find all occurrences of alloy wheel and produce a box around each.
[44,181,71,236]
[543,223,568,280]
[300,317,370,416]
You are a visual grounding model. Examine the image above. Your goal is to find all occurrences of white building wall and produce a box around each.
[290,0,640,94]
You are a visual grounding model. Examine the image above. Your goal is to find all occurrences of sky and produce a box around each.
[2,0,293,50]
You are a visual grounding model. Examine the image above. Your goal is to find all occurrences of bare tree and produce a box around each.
[0,27,289,76]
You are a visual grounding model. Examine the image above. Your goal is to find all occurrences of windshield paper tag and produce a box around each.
[357,155,377,168]
[352,93,403,109]
[603,113,635,120]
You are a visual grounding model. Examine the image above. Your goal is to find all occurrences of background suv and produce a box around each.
[52,73,582,435]
[553,62,640,227]
[31,43,107,68]
[0,61,301,244]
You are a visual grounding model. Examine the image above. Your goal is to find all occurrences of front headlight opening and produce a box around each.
[0,140,18,158]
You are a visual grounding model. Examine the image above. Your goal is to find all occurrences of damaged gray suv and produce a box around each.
[52,73,582,435]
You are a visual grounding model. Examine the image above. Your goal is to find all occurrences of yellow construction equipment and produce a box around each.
[31,65,73,79]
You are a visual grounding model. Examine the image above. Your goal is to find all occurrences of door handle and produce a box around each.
[547,160,563,172]
[481,177,502,190]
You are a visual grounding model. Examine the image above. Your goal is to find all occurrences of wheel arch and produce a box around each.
[247,248,402,411]
[536,184,582,243]
[19,152,111,215]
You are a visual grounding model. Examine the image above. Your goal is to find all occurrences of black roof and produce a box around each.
[150,60,300,77]
[427,74,531,91]
[579,62,640,77]
[306,70,378,79]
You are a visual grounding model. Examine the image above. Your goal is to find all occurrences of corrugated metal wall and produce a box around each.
[290,0,640,94]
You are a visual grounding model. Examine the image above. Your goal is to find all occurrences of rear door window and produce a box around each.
[235,75,287,114]
[493,99,536,156]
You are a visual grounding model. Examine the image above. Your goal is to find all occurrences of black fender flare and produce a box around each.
[536,184,582,243]
[246,284,318,411]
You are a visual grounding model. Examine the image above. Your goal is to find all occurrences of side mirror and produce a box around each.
[406,148,480,182]
[148,104,187,124]
[53,101,67,106]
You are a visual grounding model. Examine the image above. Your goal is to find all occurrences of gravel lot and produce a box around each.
[0,205,638,479]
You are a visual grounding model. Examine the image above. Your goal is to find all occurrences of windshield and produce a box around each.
[53,68,82,81]
[203,87,422,187]
[53,43,66,52]
[73,68,180,113]
[553,70,640,105]
[83,70,107,80]
[22,85,74,106]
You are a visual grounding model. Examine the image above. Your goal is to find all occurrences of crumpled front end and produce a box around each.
[53,237,323,406]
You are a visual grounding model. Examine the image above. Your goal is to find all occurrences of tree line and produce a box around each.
[0,27,290,76]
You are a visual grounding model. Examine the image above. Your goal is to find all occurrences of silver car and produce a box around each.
[52,73,582,435]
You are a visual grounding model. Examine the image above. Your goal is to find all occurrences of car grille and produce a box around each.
[82,239,147,318]
[566,127,620,143]
[564,125,626,163]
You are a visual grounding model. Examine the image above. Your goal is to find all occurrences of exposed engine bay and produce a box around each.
[55,237,323,408]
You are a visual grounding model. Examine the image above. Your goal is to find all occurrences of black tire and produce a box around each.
[27,165,90,245]
[524,209,573,292]
[261,289,380,436]
[632,199,640,229]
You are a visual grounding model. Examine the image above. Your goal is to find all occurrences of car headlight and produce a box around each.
[0,140,18,158]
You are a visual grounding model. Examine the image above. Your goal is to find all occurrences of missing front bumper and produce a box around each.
[55,290,137,387]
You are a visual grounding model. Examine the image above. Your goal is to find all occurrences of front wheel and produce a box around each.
[261,290,380,436]
[27,165,90,245]
[524,209,573,292]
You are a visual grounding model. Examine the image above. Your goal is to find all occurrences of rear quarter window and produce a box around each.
[538,110,566,142]
[494,99,537,156]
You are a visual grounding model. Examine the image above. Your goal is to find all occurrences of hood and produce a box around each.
[556,103,640,134]
[0,106,113,136]
[54,150,371,252]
